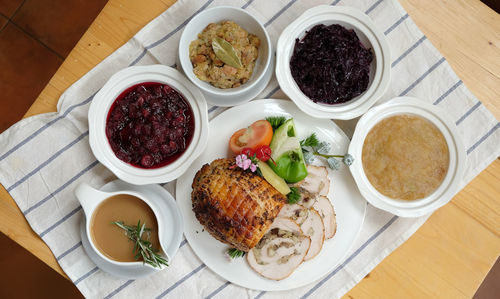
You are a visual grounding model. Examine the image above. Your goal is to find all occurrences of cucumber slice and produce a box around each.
[258,161,291,195]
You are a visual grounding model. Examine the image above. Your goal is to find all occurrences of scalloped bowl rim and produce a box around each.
[348,97,466,217]
[276,5,391,120]
[88,65,209,184]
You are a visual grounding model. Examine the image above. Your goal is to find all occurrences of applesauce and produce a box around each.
[362,115,449,201]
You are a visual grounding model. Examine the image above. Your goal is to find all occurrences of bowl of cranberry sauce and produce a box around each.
[106,82,194,169]
[88,65,209,184]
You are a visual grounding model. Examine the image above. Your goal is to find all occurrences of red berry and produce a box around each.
[255,145,272,161]
[241,147,254,157]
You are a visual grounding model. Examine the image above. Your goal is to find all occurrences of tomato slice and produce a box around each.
[229,120,273,155]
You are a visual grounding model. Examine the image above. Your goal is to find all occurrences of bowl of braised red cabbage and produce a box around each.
[276,5,391,120]
[88,65,209,184]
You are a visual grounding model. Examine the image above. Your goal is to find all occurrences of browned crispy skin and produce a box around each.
[191,158,286,252]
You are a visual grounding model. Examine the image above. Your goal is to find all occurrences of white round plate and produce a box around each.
[80,180,183,279]
[175,99,366,291]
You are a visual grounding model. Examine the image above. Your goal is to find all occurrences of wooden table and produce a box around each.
[1,0,498,297]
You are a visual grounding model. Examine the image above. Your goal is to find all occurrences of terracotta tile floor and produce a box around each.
[0,0,498,298]
[0,0,107,134]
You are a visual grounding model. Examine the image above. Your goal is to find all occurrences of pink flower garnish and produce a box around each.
[242,158,252,170]
[235,154,246,168]
[233,154,258,172]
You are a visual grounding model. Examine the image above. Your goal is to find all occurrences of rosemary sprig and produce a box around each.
[266,116,287,131]
[287,187,301,204]
[112,220,168,268]
[227,248,245,258]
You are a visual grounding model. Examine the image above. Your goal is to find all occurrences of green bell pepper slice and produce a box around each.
[269,149,308,183]
[268,118,308,183]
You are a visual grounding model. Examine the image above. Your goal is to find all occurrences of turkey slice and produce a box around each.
[294,186,317,208]
[278,204,325,260]
[247,217,311,280]
[294,165,330,196]
[313,196,337,239]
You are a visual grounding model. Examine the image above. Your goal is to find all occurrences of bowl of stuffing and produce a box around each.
[178,6,273,107]
[276,5,391,120]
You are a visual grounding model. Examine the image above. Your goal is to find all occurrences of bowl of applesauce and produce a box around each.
[348,97,466,217]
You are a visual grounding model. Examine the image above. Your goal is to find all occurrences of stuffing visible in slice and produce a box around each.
[278,204,325,260]
[294,186,317,208]
[294,165,330,196]
[247,217,311,280]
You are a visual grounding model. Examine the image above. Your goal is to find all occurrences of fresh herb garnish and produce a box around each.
[112,220,168,268]
[300,133,319,149]
[227,248,245,258]
[287,187,301,204]
[266,116,287,131]
[300,133,354,169]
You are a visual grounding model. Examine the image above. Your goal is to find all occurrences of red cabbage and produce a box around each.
[290,24,373,105]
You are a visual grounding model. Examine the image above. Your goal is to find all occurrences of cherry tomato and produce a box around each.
[229,120,273,155]
[255,145,272,162]
[241,147,255,157]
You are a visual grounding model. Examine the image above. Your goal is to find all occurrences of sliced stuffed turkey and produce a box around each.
[278,204,325,260]
[313,196,337,239]
[294,165,330,196]
[247,217,311,280]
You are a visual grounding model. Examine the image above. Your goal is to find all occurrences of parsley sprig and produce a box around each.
[286,187,301,204]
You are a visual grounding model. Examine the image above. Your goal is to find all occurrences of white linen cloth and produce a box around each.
[0,0,499,298]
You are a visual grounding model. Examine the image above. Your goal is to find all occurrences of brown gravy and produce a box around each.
[90,194,160,262]
[362,115,449,201]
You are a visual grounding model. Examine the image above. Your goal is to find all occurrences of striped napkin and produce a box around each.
[1,0,499,298]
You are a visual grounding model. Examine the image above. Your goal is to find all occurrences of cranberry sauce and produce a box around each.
[106,82,195,169]
[290,24,373,105]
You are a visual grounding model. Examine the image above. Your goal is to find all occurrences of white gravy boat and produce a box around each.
[76,182,171,275]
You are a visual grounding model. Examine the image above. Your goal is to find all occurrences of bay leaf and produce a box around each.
[212,37,243,69]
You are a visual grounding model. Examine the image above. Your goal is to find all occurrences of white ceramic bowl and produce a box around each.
[77,180,184,279]
[276,5,391,120]
[178,6,273,107]
[348,97,466,217]
[88,65,209,185]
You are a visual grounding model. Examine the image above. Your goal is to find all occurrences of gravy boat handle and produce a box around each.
[75,182,109,217]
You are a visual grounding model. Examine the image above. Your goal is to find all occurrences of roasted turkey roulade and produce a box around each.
[191,158,287,252]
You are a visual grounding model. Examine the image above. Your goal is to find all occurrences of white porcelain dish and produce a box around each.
[175,99,366,291]
[88,65,209,185]
[178,6,273,107]
[348,97,466,217]
[78,180,183,279]
[276,5,391,120]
